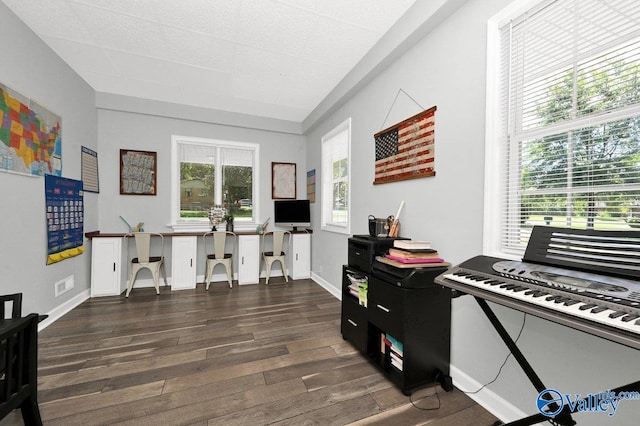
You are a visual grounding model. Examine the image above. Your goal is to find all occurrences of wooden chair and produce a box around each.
[124,233,168,297]
[260,231,291,284]
[1,293,42,425]
[203,231,237,289]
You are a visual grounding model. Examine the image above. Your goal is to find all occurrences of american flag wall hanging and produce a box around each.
[374,106,436,184]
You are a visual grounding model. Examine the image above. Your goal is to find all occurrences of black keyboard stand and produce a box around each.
[475,296,640,426]
[475,296,576,426]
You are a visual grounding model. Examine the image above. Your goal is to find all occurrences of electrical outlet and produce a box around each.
[54,275,74,297]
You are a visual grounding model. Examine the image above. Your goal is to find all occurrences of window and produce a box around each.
[321,118,351,234]
[171,135,259,230]
[485,0,640,258]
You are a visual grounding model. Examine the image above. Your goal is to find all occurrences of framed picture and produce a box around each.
[81,146,100,193]
[272,162,296,199]
[120,149,157,195]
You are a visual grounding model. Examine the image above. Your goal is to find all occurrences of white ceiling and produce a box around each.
[2,0,418,123]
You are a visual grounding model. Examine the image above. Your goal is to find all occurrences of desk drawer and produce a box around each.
[368,276,404,339]
[341,297,368,353]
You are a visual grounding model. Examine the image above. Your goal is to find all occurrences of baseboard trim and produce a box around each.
[450,364,529,423]
[311,271,341,300]
[38,288,91,331]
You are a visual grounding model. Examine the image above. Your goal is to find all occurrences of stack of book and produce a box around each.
[347,274,368,307]
[382,240,449,267]
[382,333,404,371]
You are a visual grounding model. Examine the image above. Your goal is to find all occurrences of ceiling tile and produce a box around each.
[2,0,420,122]
[302,17,379,65]
[42,36,120,77]
[70,0,158,21]
[153,0,240,40]
[277,0,416,31]
[232,45,299,79]
[69,1,168,59]
[234,0,315,57]
[3,0,94,43]
[163,27,234,71]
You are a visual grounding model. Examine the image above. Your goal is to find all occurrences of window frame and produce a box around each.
[484,0,640,259]
[170,135,259,231]
[321,118,351,235]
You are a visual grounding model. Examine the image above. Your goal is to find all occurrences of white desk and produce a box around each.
[86,230,311,296]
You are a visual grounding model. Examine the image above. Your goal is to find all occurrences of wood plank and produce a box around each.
[0,279,498,425]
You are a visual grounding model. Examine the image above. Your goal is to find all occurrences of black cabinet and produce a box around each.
[341,266,369,354]
[340,237,452,395]
[367,272,451,394]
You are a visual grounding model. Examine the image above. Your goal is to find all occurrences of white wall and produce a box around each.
[0,3,97,317]
[306,0,639,424]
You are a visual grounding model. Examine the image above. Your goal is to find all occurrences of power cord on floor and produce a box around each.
[407,313,526,415]
[460,312,527,395]
[409,381,441,411]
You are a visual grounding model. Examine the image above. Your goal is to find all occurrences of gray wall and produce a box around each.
[0,3,97,316]
[96,105,306,234]
[95,100,306,279]
[306,0,639,424]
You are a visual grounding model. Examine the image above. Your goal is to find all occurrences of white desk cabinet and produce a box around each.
[288,232,311,279]
[238,234,260,284]
[171,235,197,290]
[88,230,312,295]
[91,237,122,297]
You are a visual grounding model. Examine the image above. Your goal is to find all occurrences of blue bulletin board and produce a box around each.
[45,175,84,264]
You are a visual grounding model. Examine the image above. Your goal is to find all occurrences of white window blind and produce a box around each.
[497,0,640,256]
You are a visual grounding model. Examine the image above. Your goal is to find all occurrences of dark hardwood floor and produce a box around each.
[4,279,498,425]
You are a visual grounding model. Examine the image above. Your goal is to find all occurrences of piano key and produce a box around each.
[608,311,627,319]
[622,314,639,323]
[579,304,597,311]
[441,272,640,336]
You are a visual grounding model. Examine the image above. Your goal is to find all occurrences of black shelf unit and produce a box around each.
[341,236,452,395]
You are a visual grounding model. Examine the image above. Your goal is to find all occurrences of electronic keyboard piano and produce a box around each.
[436,226,640,350]
[437,255,640,350]
[434,226,640,425]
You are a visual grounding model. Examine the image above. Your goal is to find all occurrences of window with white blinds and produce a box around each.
[489,0,640,257]
[171,135,258,228]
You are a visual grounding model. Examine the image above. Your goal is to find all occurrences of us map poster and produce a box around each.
[0,82,62,176]
[45,175,84,264]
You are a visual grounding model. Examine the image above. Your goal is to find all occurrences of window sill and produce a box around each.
[168,221,258,233]
[321,223,350,235]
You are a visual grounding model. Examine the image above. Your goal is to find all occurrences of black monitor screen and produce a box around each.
[274,199,311,229]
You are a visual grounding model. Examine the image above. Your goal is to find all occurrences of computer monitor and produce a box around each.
[274,199,311,230]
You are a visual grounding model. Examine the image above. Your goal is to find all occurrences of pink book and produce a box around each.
[385,254,445,264]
